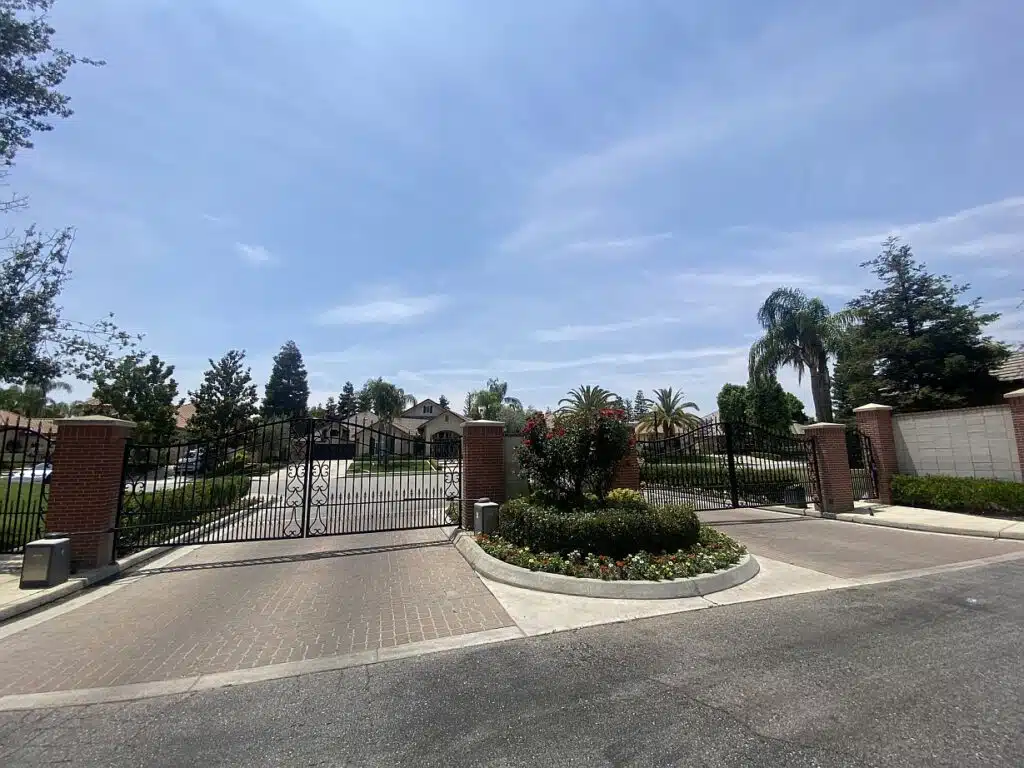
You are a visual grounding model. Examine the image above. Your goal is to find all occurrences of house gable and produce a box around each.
[401,399,443,420]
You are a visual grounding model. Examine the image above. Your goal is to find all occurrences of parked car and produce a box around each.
[175,448,208,475]
[7,461,52,485]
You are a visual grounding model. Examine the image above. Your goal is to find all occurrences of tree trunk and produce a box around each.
[809,369,834,423]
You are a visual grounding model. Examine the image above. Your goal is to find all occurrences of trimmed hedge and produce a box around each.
[497,497,700,559]
[641,462,802,502]
[892,474,1024,517]
[119,475,252,548]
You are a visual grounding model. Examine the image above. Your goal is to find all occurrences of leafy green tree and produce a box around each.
[716,383,748,424]
[784,392,810,425]
[261,340,309,418]
[90,353,180,442]
[744,376,792,435]
[187,350,259,439]
[749,288,857,423]
[361,378,414,424]
[558,385,617,414]
[338,381,358,418]
[844,238,1009,412]
[467,379,522,420]
[438,394,450,411]
[633,390,649,418]
[639,387,700,438]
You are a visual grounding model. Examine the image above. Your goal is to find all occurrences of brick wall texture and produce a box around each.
[855,407,898,505]
[461,423,506,528]
[806,424,854,516]
[1005,393,1024,482]
[47,420,133,570]
[611,451,641,491]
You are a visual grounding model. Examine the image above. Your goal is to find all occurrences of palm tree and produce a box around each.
[558,385,617,414]
[749,288,857,423]
[0,380,72,418]
[466,379,522,420]
[639,388,700,438]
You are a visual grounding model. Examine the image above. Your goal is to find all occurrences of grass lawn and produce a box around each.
[349,458,437,474]
[0,482,47,552]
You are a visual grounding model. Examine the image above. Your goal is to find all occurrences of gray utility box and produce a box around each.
[20,537,71,589]
[473,499,500,535]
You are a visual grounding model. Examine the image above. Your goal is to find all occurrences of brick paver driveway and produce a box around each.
[0,529,511,696]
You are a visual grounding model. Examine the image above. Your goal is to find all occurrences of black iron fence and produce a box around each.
[1,416,55,553]
[846,426,879,501]
[116,416,462,555]
[638,419,819,511]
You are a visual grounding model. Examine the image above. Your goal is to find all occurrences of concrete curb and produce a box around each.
[453,531,759,599]
[834,511,1024,541]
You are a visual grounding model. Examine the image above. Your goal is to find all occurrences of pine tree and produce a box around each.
[355,384,373,414]
[633,389,649,417]
[323,396,338,419]
[438,394,450,411]
[337,381,358,418]
[262,340,309,418]
[188,350,259,439]
[846,238,1009,411]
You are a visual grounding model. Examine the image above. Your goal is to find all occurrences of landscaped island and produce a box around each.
[477,407,747,583]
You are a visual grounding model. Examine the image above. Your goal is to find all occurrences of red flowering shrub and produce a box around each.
[515,407,632,506]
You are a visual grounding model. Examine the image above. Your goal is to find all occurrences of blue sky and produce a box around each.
[10,0,1024,413]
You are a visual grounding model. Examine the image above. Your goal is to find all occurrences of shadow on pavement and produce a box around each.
[128,539,452,577]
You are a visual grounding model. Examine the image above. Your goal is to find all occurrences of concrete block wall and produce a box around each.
[893,405,1022,482]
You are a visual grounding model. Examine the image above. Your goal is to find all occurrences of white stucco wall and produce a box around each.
[893,405,1021,481]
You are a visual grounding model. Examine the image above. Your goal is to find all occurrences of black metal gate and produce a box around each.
[116,417,462,555]
[1,416,55,554]
[639,418,820,511]
[846,426,878,501]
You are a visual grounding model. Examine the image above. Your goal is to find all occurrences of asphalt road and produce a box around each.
[3,559,1022,766]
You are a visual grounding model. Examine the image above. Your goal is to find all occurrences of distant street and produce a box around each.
[3,560,1022,766]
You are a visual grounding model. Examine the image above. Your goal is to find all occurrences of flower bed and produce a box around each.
[476,524,745,581]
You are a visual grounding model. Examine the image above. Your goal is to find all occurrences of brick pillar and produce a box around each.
[803,422,855,516]
[461,420,505,529]
[611,427,641,492]
[48,416,135,570]
[853,403,897,505]
[1006,389,1024,478]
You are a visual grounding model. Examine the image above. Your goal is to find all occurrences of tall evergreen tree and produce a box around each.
[90,352,180,442]
[337,381,358,418]
[716,383,748,424]
[261,340,309,417]
[188,350,259,439]
[323,396,338,418]
[355,384,373,413]
[438,394,450,411]
[845,238,1009,412]
[633,389,649,417]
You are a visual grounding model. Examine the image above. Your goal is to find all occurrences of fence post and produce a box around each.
[853,403,897,505]
[803,423,855,516]
[48,416,135,571]
[461,420,505,529]
[611,424,641,491]
[724,422,740,508]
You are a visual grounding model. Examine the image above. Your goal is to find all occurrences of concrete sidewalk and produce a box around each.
[837,501,1024,540]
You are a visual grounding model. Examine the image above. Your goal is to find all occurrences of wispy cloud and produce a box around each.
[534,316,682,342]
[318,295,446,325]
[564,232,673,254]
[674,270,856,295]
[235,242,274,265]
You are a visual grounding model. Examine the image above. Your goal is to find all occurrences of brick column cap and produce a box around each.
[462,420,505,429]
[803,422,845,430]
[55,415,136,430]
[1004,388,1024,400]
[852,403,894,412]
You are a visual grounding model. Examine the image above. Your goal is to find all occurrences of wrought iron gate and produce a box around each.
[846,426,879,501]
[639,418,820,511]
[1,416,55,554]
[117,417,462,555]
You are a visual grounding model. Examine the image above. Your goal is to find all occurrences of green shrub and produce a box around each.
[119,474,251,548]
[606,488,648,512]
[892,474,1024,517]
[497,497,700,559]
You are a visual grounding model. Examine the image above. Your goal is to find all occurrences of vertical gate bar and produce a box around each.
[302,417,313,537]
[724,421,740,509]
